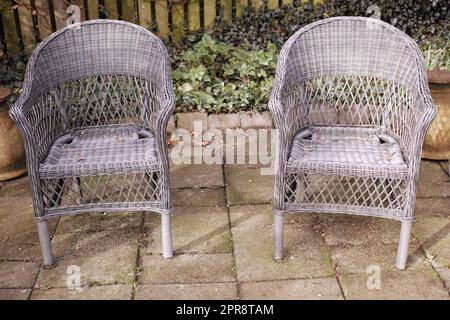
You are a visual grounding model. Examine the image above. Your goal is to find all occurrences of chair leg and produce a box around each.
[37,221,55,268]
[396,221,412,270]
[274,214,284,261]
[161,214,173,259]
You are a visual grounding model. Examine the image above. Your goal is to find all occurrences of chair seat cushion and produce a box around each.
[39,125,159,178]
[287,126,408,179]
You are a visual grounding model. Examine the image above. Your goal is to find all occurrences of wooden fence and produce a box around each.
[0,0,322,55]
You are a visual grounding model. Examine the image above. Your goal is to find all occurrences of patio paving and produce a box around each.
[0,154,449,300]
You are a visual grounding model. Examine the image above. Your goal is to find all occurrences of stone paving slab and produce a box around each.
[0,289,31,300]
[329,240,427,274]
[339,268,449,300]
[140,253,235,285]
[1,158,450,300]
[417,161,450,198]
[35,228,139,288]
[0,191,34,246]
[230,205,333,282]
[135,283,238,300]
[172,188,226,207]
[239,278,343,300]
[416,198,450,219]
[30,285,132,300]
[0,175,59,262]
[436,267,450,290]
[317,214,401,246]
[413,217,450,268]
[224,165,273,205]
[56,212,142,235]
[144,207,232,254]
[0,175,31,198]
[171,164,224,188]
[0,261,41,289]
[0,216,59,262]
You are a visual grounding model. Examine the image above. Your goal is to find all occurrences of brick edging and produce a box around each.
[167,111,274,133]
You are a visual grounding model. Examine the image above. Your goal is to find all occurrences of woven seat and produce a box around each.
[39,126,158,178]
[10,20,176,266]
[287,126,408,178]
[269,17,436,270]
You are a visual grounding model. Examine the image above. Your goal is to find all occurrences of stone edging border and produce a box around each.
[167,111,274,133]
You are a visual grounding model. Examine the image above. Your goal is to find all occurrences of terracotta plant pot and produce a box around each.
[0,88,27,181]
[422,70,450,160]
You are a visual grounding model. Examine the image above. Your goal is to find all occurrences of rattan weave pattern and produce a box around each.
[9,20,176,262]
[10,20,175,220]
[269,17,436,269]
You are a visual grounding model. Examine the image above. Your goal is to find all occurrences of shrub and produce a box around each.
[172,35,277,113]
[175,0,449,51]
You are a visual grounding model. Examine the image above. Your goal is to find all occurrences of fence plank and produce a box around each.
[220,0,231,23]
[138,0,152,29]
[87,0,99,19]
[16,0,35,54]
[203,0,214,28]
[121,0,135,22]
[53,0,67,29]
[71,0,86,21]
[267,0,277,9]
[188,0,199,31]
[235,0,248,17]
[171,0,184,41]
[155,0,168,38]
[3,0,323,53]
[252,0,263,8]
[104,0,118,19]
[1,0,20,54]
[35,0,52,39]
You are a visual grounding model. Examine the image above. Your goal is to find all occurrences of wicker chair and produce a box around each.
[269,17,436,270]
[10,20,175,267]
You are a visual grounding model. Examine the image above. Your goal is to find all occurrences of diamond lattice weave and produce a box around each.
[39,126,158,179]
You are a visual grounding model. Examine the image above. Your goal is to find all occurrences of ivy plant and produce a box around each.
[172,35,277,113]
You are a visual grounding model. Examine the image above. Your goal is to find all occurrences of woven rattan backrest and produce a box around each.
[278,17,427,148]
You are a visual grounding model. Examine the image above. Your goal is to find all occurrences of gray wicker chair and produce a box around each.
[269,17,436,270]
[10,20,175,267]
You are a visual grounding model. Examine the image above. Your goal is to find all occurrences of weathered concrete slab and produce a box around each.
[0,261,40,289]
[0,289,30,300]
[240,278,343,300]
[413,217,450,267]
[339,268,449,300]
[135,283,238,300]
[35,229,139,288]
[144,207,232,254]
[417,161,450,198]
[318,214,401,246]
[415,198,450,219]
[171,164,224,188]
[31,284,132,300]
[140,253,235,285]
[329,240,427,274]
[225,165,273,205]
[172,188,226,207]
[436,267,450,290]
[56,212,142,235]
[0,216,59,261]
[230,205,333,282]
